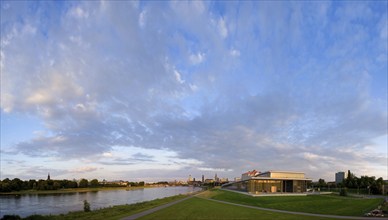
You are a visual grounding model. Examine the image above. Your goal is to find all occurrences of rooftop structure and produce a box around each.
[241,169,260,181]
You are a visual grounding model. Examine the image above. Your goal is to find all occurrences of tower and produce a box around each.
[47,173,51,181]
[202,175,204,183]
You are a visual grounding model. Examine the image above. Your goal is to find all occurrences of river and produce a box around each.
[0,186,201,218]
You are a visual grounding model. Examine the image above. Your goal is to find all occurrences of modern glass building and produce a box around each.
[223,171,311,194]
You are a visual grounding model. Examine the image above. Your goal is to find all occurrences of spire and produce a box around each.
[47,173,51,180]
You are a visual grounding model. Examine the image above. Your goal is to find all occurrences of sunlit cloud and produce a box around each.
[1,1,386,182]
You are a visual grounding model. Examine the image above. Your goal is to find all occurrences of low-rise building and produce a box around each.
[224,170,311,194]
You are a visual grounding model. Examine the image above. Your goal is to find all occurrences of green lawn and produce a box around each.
[205,189,383,216]
[138,197,339,220]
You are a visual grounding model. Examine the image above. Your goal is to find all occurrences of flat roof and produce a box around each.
[261,170,306,174]
[251,177,312,181]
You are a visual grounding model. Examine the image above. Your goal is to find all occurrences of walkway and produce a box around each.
[121,195,193,220]
[121,194,388,220]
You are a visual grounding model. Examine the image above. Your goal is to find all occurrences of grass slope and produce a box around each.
[138,197,339,220]
[18,194,187,220]
[205,189,383,216]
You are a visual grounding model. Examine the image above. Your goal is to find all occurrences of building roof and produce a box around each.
[242,170,260,176]
[251,176,312,181]
[261,170,305,174]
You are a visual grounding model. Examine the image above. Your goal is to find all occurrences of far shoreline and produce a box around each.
[0,185,185,196]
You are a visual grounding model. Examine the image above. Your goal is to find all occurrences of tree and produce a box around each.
[46,180,54,190]
[371,177,384,194]
[0,181,11,192]
[10,178,23,191]
[90,179,99,188]
[69,180,78,188]
[37,179,48,190]
[79,179,89,188]
[318,179,327,188]
[28,179,37,189]
[83,200,91,212]
[53,181,61,190]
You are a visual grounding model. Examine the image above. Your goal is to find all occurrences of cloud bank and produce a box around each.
[1,1,387,181]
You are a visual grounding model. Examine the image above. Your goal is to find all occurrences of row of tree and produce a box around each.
[313,170,385,195]
[0,178,144,192]
[342,170,385,194]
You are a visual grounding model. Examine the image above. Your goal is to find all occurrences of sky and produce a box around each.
[1,1,387,182]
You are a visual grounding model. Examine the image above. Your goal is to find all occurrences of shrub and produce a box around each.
[83,200,91,212]
[0,215,21,220]
[23,215,51,220]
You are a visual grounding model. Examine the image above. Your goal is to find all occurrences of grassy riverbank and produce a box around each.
[3,194,188,220]
[3,189,383,220]
[0,186,155,195]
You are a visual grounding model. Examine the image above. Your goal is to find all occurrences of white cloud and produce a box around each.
[102,152,113,157]
[218,17,228,38]
[1,93,14,113]
[174,70,185,84]
[1,1,386,182]
[25,73,84,106]
[70,166,98,173]
[139,10,147,28]
[230,49,240,57]
[198,167,233,172]
[189,84,198,91]
[189,52,205,65]
[69,6,89,19]
[22,24,36,35]
[96,146,204,171]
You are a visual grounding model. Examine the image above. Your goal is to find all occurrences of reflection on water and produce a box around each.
[0,186,201,217]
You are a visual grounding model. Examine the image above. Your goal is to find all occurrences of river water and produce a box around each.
[0,186,201,218]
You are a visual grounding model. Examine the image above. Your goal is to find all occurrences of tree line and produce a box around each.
[0,178,144,192]
[313,170,386,195]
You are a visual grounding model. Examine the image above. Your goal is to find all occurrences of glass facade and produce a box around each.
[248,180,283,193]
[225,179,308,194]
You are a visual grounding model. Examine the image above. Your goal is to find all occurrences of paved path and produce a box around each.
[121,195,193,220]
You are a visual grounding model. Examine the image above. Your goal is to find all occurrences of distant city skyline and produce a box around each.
[1,1,387,182]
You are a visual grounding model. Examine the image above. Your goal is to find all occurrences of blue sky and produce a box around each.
[1,1,387,182]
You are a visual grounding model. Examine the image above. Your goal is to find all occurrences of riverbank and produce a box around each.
[0,186,162,196]
[4,189,383,220]
[1,194,190,220]
[0,186,202,218]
